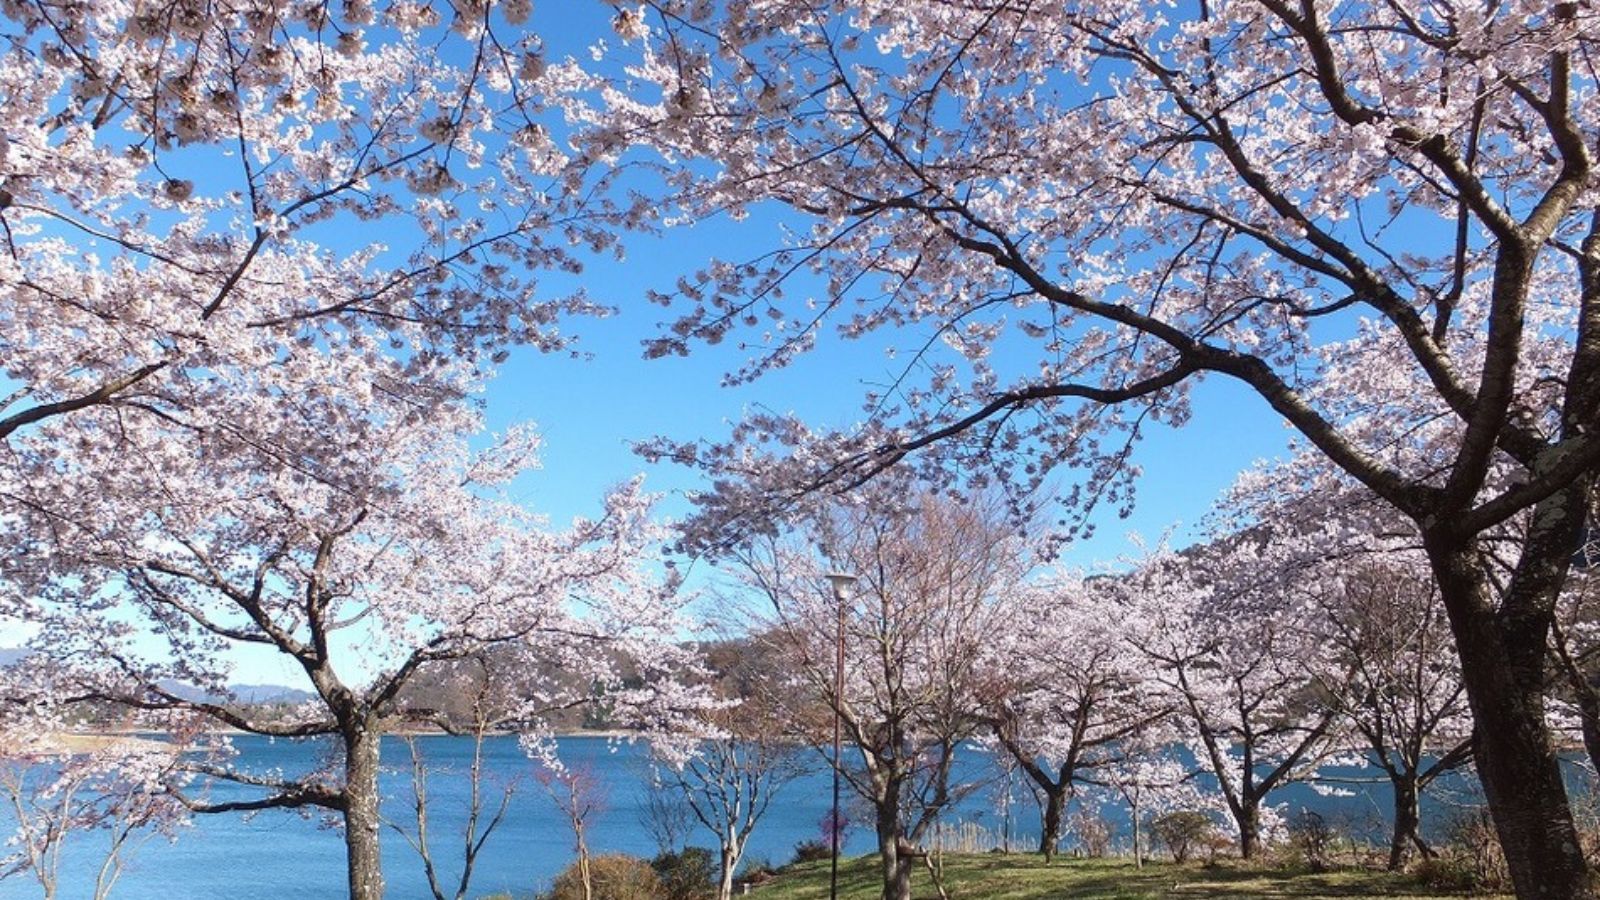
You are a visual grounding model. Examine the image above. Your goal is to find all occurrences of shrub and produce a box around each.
[1202,829,1234,866]
[1067,809,1113,858]
[1433,808,1508,891]
[1568,780,1600,862]
[791,839,833,865]
[1411,855,1482,892]
[1151,811,1217,864]
[651,847,716,900]
[1286,809,1336,872]
[736,854,777,888]
[1327,808,1384,869]
[542,854,665,900]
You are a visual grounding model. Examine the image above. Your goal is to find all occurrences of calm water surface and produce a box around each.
[1,734,1490,899]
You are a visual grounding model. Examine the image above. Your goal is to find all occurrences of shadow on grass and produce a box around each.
[758,854,1489,900]
[761,856,883,899]
[1167,865,1422,898]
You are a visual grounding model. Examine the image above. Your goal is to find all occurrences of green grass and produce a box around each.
[749,854,1510,900]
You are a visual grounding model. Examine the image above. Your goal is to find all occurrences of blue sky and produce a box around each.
[239,211,1298,685]
[488,211,1297,571]
[1,2,1302,686]
[483,5,1300,572]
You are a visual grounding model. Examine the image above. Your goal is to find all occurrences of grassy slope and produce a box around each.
[751,854,1509,900]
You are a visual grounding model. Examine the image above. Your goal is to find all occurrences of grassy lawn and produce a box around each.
[750,854,1509,900]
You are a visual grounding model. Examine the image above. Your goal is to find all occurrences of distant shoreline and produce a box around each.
[22,733,174,755]
[82,727,644,741]
[18,728,642,757]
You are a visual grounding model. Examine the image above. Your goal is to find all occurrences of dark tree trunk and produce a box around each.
[1038,787,1065,861]
[1454,639,1590,899]
[344,722,386,900]
[1428,531,1595,900]
[1455,641,1588,898]
[1389,780,1425,871]
[1235,801,1259,861]
[1577,678,1600,781]
[992,728,1072,863]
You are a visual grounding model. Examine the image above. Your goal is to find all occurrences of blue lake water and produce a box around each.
[1,734,1498,899]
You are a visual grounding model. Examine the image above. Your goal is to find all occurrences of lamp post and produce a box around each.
[824,572,857,900]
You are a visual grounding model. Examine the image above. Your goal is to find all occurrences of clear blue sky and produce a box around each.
[489,212,1296,570]
[484,4,1299,571]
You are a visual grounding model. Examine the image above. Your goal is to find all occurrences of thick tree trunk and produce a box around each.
[885,850,913,900]
[1577,678,1600,780]
[1235,801,1259,861]
[874,806,913,900]
[1455,646,1589,898]
[343,723,386,900]
[1038,787,1065,861]
[1428,534,1595,900]
[1388,780,1423,871]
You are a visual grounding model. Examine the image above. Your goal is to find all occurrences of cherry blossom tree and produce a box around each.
[978,575,1167,861]
[725,484,1030,900]
[0,0,622,508]
[649,639,805,900]
[1212,470,1476,869]
[0,664,194,900]
[1306,557,1474,869]
[4,387,691,900]
[1105,743,1212,870]
[1123,540,1346,860]
[600,4,1600,895]
[0,3,707,898]
[0,743,181,900]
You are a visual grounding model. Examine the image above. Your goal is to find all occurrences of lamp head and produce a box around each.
[824,572,858,601]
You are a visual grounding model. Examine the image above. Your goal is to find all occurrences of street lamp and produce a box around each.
[824,571,857,900]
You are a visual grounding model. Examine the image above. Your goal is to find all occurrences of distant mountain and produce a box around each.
[153,679,315,706]
[0,651,314,713]
[231,684,316,705]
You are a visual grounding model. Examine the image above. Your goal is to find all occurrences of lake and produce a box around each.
[0,734,1492,899]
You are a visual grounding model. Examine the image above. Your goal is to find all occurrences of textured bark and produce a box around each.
[1429,529,1596,900]
[343,723,386,900]
[1389,781,1429,871]
[1038,787,1065,861]
[1234,802,1260,862]
[1454,650,1587,899]
[873,812,914,900]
